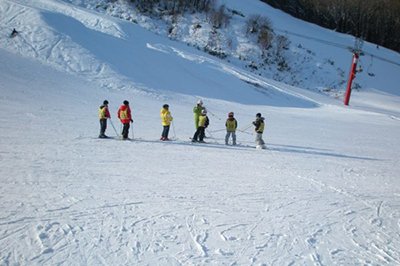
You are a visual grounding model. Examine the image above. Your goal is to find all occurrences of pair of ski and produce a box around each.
[97,136,263,149]
[97,136,136,141]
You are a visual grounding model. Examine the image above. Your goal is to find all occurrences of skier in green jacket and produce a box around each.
[193,99,205,129]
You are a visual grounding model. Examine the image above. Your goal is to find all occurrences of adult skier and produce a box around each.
[225,112,237,145]
[193,100,205,130]
[253,113,266,149]
[117,100,133,140]
[98,100,111,138]
[160,104,173,141]
[192,109,209,143]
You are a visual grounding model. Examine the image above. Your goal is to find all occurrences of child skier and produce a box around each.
[253,113,266,149]
[98,100,111,138]
[225,112,237,145]
[192,109,209,143]
[117,100,133,140]
[160,104,173,141]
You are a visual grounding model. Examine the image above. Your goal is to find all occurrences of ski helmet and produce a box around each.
[256,113,261,118]
[163,104,169,109]
[228,112,234,117]
[198,99,203,105]
[123,100,129,105]
[202,109,207,115]
[103,100,109,105]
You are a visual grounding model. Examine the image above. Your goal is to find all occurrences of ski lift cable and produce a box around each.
[274,27,349,50]
[357,57,364,72]
[273,27,400,68]
[362,51,400,67]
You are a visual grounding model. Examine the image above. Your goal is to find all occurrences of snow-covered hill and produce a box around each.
[68,0,400,102]
[0,0,400,265]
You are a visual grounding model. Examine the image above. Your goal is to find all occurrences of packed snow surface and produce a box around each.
[0,0,400,265]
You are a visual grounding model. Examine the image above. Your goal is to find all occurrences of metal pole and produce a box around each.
[206,128,216,140]
[237,129,253,135]
[109,119,120,137]
[207,109,222,120]
[209,129,226,133]
[344,53,359,106]
[131,121,134,139]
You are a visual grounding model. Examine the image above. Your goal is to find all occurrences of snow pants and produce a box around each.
[225,131,237,145]
[255,133,265,147]
[194,117,200,130]
[122,123,130,139]
[193,127,205,141]
[162,125,170,139]
[99,119,107,137]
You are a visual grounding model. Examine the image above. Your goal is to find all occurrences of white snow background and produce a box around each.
[0,0,400,265]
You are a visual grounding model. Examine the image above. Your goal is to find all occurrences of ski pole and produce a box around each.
[206,128,216,140]
[209,128,226,133]
[109,119,120,137]
[207,109,222,120]
[237,129,253,135]
[239,123,253,132]
[131,121,134,139]
[241,125,252,132]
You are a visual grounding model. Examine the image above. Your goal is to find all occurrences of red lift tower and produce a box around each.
[344,38,364,106]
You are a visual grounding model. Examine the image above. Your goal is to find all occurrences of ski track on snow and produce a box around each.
[296,175,400,264]
[1,0,400,265]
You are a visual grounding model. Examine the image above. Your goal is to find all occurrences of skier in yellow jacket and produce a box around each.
[253,113,266,149]
[160,104,173,141]
[98,100,111,138]
[225,112,237,145]
[192,109,209,143]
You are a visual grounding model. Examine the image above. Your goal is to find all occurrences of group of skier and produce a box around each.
[98,99,266,149]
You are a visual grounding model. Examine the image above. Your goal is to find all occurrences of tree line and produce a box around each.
[260,0,400,53]
[128,0,232,28]
[129,0,215,14]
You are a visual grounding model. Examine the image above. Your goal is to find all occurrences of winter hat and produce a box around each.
[103,100,109,105]
[256,113,262,118]
[163,104,169,109]
[198,99,203,105]
[123,100,129,105]
[228,112,234,117]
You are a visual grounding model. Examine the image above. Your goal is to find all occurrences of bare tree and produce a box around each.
[276,35,290,56]
[245,14,272,35]
[209,5,230,28]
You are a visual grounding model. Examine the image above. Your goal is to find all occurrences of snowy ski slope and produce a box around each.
[0,0,400,265]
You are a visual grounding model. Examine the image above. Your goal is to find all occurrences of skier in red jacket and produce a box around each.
[118,100,133,140]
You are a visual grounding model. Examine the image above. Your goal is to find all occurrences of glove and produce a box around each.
[130,119,133,123]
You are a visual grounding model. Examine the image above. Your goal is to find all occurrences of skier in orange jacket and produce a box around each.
[118,100,133,140]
